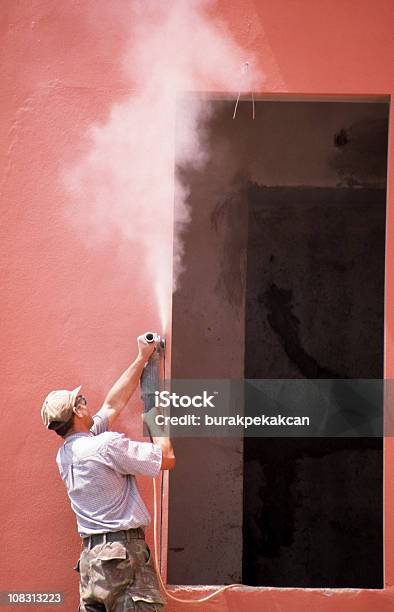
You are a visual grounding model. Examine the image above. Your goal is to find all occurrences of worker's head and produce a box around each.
[41,386,94,437]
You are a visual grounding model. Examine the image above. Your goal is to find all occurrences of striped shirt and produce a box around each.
[56,407,162,537]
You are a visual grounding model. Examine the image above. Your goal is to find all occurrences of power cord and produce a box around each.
[152,476,243,603]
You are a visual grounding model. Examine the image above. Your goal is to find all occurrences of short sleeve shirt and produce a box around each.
[56,407,162,536]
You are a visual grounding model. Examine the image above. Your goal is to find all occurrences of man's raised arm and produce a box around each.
[100,335,155,428]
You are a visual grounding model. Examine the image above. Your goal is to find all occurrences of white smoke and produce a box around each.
[64,0,264,332]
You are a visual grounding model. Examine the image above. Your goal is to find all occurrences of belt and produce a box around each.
[83,527,145,549]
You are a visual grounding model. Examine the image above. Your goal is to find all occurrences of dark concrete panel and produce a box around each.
[243,438,382,588]
[168,135,248,584]
[243,185,386,588]
[169,99,388,587]
[245,186,386,380]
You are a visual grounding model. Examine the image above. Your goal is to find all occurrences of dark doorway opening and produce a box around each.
[168,97,389,588]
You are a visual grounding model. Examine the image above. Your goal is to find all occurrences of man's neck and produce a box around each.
[64,425,90,439]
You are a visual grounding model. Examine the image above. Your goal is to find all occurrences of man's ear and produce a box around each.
[73,405,81,418]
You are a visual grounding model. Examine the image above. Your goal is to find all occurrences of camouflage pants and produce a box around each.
[74,536,166,611]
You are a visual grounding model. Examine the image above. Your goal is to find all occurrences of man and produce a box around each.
[41,334,175,612]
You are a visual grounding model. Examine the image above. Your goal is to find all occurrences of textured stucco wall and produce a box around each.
[1,1,394,611]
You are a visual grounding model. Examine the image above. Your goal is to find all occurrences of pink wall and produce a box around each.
[1,1,393,610]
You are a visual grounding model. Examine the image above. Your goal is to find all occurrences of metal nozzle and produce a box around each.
[144,332,165,350]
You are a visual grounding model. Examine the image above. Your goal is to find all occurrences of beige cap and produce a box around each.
[41,385,82,428]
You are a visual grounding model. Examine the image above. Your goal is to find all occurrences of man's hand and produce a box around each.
[142,408,175,471]
[142,406,168,436]
[137,334,157,362]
